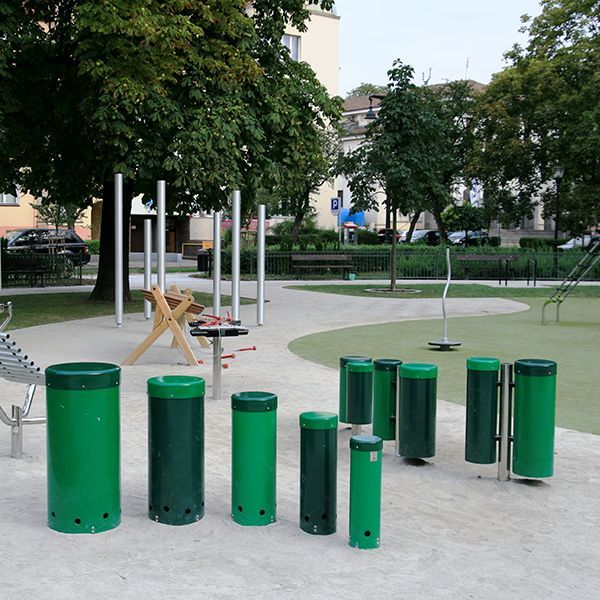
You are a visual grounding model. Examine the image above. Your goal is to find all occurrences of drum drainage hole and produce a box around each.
[238,505,243,512]
[364,530,371,537]
[259,509,266,516]
[185,508,191,515]
[163,506,170,512]
[74,518,81,525]
[304,515,310,522]
[321,514,327,520]
[202,501,205,507]
[51,512,56,518]
[149,505,152,511]
[103,513,109,519]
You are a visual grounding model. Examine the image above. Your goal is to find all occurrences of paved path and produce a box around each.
[1,275,598,599]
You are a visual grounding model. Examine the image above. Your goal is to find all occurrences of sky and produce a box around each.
[335,0,544,96]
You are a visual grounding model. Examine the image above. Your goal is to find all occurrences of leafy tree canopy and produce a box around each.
[346,82,388,98]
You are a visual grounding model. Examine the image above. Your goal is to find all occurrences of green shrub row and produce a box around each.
[87,239,100,254]
[519,237,569,250]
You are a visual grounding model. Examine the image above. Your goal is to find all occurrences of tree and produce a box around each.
[346,83,388,98]
[469,0,600,233]
[1,0,336,300]
[34,200,87,231]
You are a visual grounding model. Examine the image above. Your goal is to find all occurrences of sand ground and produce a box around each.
[1,276,599,600]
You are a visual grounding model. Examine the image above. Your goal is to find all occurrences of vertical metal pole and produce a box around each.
[498,362,512,482]
[143,219,152,320]
[114,173,124,328]
[257,204,266,326]
[231,190,241,321]
[212,336,222,401]
[213,211,222,317]
[11,405,22,459]
[157,180,166,292]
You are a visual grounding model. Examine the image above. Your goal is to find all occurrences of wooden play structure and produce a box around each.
[122,285,209,366]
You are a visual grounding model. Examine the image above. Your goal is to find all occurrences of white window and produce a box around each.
[0,193,18,205]
[282,34,301,61]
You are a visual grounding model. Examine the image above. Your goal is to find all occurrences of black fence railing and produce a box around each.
[0,251,83,287]
[216,248,600,281]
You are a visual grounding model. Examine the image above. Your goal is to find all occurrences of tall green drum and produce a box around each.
[397,363,437,459]
[231,391,277,526]
[339,356,371,423]
[465,357,500,464]
[148,375,205,525]
[299,412,337,535]
[512,359,557,478]
[46,362,121,534]
[349,435,382,549]
[373,359,402,440]
[346,361,374,424]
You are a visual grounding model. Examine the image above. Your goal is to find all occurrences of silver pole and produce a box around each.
[143,219,152,319]
[498,362,512,482]
[114,173,123,327]
[257,204,266,326]
[213,211,222,317]
[231,190,241,321]
[442,247,451,341]
[395,363,401,457]
[212,336,222,401]
[157,180,166,292]
[11,405,22,459]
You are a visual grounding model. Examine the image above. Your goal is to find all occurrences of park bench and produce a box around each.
[292,254,353,280]
[0,302,46,458]
[122,285,210,366]
[456,254,518,286]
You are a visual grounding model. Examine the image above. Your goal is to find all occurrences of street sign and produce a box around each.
[330,197,340,215]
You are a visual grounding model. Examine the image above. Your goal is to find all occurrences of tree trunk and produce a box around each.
[405,211,421,242]
[390,209,398,292]
[88,179,133,302]
[431,201,447,242]
[291,193,310,245]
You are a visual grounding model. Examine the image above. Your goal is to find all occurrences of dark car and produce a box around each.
[406,230,441,245]
[5,228,91,265]
[448,230,490,246]
[377,228,402,243]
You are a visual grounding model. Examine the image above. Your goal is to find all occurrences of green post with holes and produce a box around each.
[373,359,402,440]
[346,361,374,424]
[512,359,557,478]
[46,363,120,534]
[299,411,337,535]
[147,375,205,525]
[465,357,500,464]
[231,391,277,526]
[397,363,438,459]
[339,356,371,423]
[349,435,382,549]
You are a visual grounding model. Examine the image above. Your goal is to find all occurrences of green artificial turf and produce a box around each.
[288,298,600,434]
[0,291,253,331]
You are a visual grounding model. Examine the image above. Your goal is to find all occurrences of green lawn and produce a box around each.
[289,298,600,434]
[1,291,253,330]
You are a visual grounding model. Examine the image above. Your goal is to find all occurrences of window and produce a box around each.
[281,34,300,61]
[0,193,18,205]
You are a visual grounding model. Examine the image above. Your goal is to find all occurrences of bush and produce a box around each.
[87,239,100,254]
[357,229,379,245]
[518,236,569,250]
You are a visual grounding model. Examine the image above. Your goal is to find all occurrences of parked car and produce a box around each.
[376,228,402,243]
[448,230,490,246]
[557,234,600,250]
[5,228,91,265]
[406,230,441,245]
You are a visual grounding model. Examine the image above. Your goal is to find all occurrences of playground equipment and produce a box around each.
[396,363,438,459]
[372,359,402,440]
[345,361,374,432]
[148,375,205,525]
[257,203,266,326]
[299,412,337,535]
[115,173,124,327]
[0,302,46,458]
[465,357,557,480]
[338,356,372,431]
[46,362,121,534]
[542,238,600,324]
[231,391,277,526]
[349,435,382,549]
[428,247,461,350]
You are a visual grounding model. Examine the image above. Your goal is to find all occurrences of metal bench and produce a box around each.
[291,254,353,280]
[456,254,518,286]
[0,302,46,458]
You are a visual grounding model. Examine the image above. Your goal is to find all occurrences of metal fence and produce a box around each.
[219,248,600,281]
[0,251,84,287]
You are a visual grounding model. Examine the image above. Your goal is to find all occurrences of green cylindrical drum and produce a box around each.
[373,359,402,440]
[512,359,557,478]
[465,357,500,464]
[349,435,382,549]
[147,375,205,525]
[398,363,437,459]
[346,361,374,425]
[46,362,120,534]
[232,391,277,526]
[339,356,371,423]
[299,412,337,535]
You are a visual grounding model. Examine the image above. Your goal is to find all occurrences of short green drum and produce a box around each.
[339,356,371,423]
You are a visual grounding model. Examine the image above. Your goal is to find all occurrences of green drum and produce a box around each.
[231,391,277,526]
[373,359,402,440]
[346,361,374,425]
[397,363,438,459]
[147,375,205,525]
[349,435,382,549]
[512,359,557,478]
[339,356,371,423]
[46,362,120,534]
[465,357,500,464]
[299,412,337,535]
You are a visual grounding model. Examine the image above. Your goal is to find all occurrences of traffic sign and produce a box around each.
[330,197,340,215]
